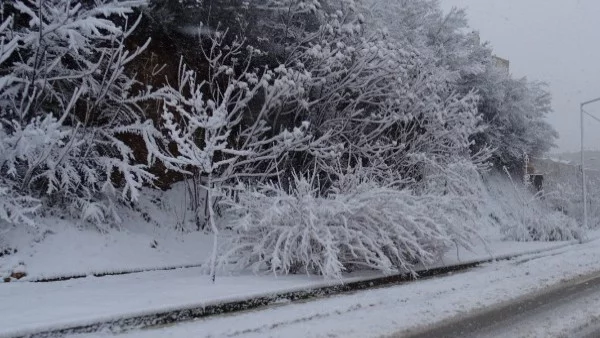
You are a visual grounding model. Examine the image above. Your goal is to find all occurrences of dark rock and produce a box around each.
[10,271,26,280]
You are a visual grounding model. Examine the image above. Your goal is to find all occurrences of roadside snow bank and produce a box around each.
[0,236,583,338]
[74,233,600,338]
[0,184,212,281]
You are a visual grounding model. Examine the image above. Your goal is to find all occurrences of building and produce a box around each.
[493,56,510,74]
[472,31,510,74]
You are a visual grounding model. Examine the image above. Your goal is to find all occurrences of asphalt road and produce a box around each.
[393,272,600,338]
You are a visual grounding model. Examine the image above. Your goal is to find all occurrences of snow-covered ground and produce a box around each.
[0,171,580,282]
[0,234,591,338]
[74,232,600,338]
[0,172,596,338]
[0,184,213,281]
[0,222,211,281]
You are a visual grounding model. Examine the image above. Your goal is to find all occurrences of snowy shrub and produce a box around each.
[499,168,582,242]
[504,199,582,242]
[148,33,338,228]
[418,158,488,245]
[0,185,39,228]
[537,160,600,229]
[148,32,340,279]
[0,12,39,228]
[218,174,478,279]
[0,0,163,227]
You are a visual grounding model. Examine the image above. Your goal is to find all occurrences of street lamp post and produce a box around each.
[580,97,600,231]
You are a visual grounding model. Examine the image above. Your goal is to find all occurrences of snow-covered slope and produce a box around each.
[0,183,213,281]
[0,171,586,282]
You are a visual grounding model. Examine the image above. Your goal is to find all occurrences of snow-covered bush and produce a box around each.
[0,11,39,228]
[0,0,162,228]
[0,185,38,228]
[418,158,488,244]
[148,32,340,279]
[535,159,600,229]
[218,173,478,279]
[148,32,338,226]
[497,168,582,242]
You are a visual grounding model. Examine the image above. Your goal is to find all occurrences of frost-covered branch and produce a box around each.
[218,172,478,279]
[0,0,163,228]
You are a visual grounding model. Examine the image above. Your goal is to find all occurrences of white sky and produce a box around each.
[440,0,600,153]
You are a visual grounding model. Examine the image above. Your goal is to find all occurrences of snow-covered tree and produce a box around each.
[273,4,486,188]
[0,9,39,228]
[472,73,558,169]
[366,0,489,84]
[366,0,556,172]
[209,3,490,278]
[0,0,161,228]
[147,32,338,278]
[149,31,337,198]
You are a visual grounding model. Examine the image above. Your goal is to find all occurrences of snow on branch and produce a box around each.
[0,0,161,228]
[150,32,339,186]
[218,172,477,279]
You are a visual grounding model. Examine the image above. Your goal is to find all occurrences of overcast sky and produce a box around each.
[440,0,600,153]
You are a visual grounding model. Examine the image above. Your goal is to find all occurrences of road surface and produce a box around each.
[398,272,600,338]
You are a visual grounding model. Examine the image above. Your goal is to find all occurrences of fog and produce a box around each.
[441,0,600,153]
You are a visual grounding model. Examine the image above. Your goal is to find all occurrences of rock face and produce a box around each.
[10,271,26,280]
[3,263,27,282]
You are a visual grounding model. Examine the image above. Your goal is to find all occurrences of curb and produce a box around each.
[28,263,204,283]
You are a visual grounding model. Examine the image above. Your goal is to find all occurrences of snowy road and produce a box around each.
[401,272,600,338]
[2,238,578,338]
[78,235,600,338]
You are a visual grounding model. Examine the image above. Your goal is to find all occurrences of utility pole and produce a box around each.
[580,97,600,232]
